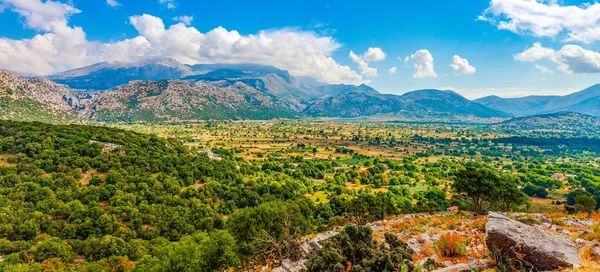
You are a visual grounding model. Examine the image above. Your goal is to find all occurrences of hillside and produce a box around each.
[0,70,79,122]
[79,80,298,122]
[475,84,600,117]
[2,120,600,271]
[304,89,510,121]
[491,112,600,136]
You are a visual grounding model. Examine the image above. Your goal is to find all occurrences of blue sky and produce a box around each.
[1,0,599,98]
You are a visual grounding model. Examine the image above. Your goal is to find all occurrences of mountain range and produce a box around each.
[1,58,599,123]
[303,89,510,121]
[475,84,600,117]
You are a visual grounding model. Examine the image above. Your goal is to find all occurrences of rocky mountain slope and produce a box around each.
[79,80,297,122]
[303,89,510,121]
[3,58,599,123]
[0,70,79,122]
[2,69,298,122]
[272,211,600,272]
[475,84,600,117]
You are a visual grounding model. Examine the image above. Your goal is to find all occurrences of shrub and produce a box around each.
[434,232,467,257]
[517,217,539,226]
[583,223,600,241]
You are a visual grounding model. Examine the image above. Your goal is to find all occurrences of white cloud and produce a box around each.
[172,15,193,26]
[0,3,364,84]
[1,0,81,31]
[387,67,397,74]
[513,42,556,62]
[480,0,600,44]
[349,51,377,77]
[362,47,386,62]
[450,55,476,76]
[159,0,176,9]
[408,49,437,78]
[107,0,121,7]
[515,43,600,74]
[534,64,553,75]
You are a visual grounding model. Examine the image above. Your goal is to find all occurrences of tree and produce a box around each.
[567,190,591,206]
[345,193,397,224]
[492,178,528,212]
[451,167,499,213]
[574,195,597,215]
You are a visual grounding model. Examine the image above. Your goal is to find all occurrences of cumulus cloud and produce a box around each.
[173,15,193,26]
[349,51,377,77]
[362,47,387,62]
[407,49,437,78]
[387,67,397,74]
[534,64,553,75]
[480,0,600,44]
[159,0,176,9]
[107,0,121,7]
[1,0,81,31]
[450,55,476,76]
[0,2,364,84]
[348,47,387,77]
[513,42,556,62]
[515,43,600,74]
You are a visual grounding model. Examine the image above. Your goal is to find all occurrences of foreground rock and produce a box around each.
[485,212,581,270]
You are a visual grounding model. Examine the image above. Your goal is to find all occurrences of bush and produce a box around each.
[434,232,467,257]
[517,217,539,226]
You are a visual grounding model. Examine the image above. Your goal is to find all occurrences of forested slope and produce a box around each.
[0,121,406,271]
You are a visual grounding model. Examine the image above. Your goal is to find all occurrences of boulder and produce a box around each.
[530,213,551,224]
[419,233,433,244]
[579,229,592,237]
[407,239,425,255]
[485,212,581,271]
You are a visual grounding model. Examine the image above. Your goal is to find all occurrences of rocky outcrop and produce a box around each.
[485,212,582,270]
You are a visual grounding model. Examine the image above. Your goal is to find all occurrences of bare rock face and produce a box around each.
[485,212,581,271]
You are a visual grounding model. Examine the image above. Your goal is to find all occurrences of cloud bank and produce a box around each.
[0,0,364,84]
[480,0,600,44]
[515,43,600,74]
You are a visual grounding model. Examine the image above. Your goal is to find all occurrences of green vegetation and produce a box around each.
[452,167,527,213]
[304,225,414,272]
[0,119,598,271]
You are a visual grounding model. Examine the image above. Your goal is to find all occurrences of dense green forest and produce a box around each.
[1,120,599,271]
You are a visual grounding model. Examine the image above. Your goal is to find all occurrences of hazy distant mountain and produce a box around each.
[475,84,600,117]
[50,58,193,90]
[315,84,379,97]
[304,89,509,120]
[563,96,600,117]
[491,112,600,136]
[183,65,320,110]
